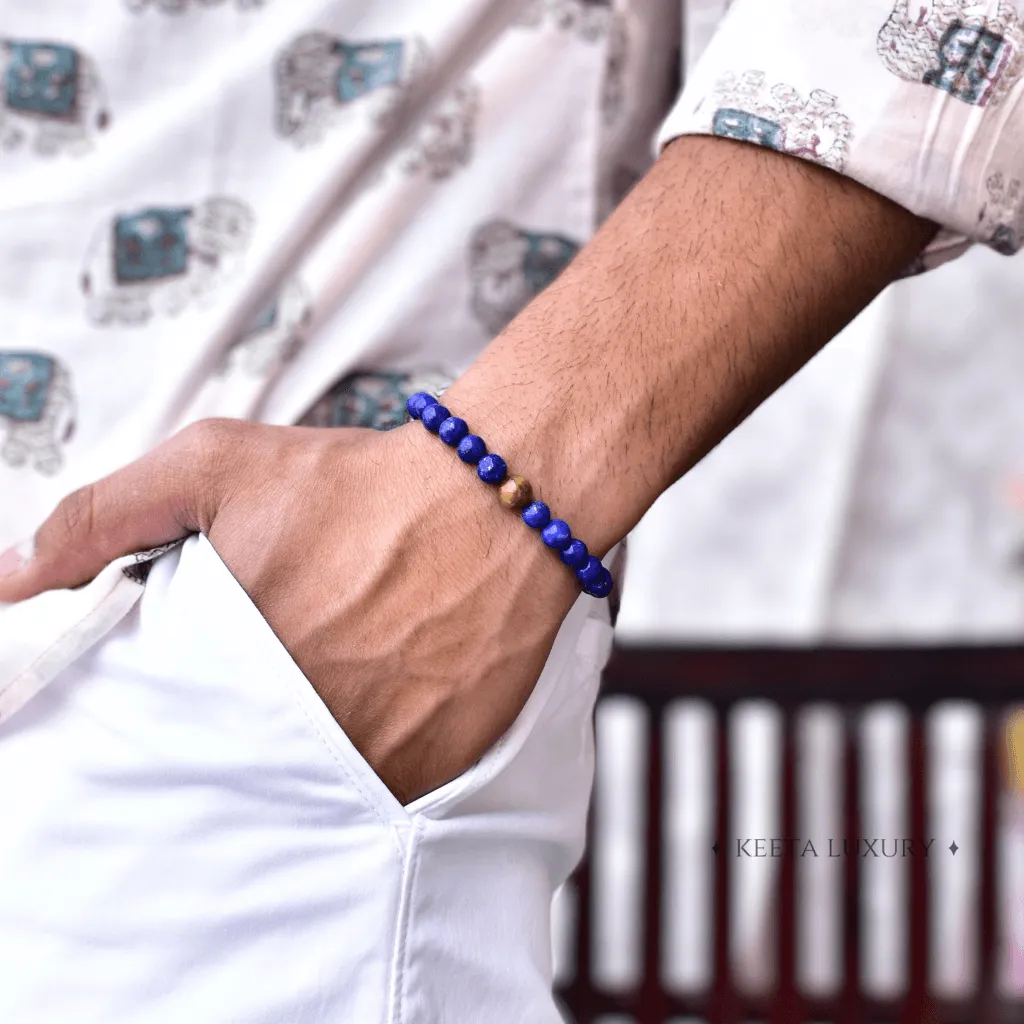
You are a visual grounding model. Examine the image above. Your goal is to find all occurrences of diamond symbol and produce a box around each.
[712,843,718,855]
[949,841,959,856]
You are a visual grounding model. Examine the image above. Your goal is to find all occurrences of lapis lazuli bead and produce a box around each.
[541,519,572,551]
[522,501,551,529]
[477,453,507,484]
[457,434,487,464]
[576,555,604,586]
[584,567,613,598]
[438,416,468,447]
[420,403,450,433]
[561,539,589,569]
[406,392,436,420]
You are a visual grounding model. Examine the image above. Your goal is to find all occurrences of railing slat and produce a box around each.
[839,711,862,1024]
[771,712,799,1024]
[975,709,998,1024]
[711,704,735,1024]
[556,650,1023,1024]
[641,704,668,1020]
[901,715,931,1024]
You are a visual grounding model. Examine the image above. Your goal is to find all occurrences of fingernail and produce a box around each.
[0,539,34,579]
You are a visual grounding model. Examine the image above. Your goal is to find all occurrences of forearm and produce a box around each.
[441,136,936,555]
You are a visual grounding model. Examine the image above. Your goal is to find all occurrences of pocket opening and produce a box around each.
[194,534,606,823]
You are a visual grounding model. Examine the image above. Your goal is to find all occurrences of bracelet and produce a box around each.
[406,391,613,599]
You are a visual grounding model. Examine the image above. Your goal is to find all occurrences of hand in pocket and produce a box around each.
[0,419,584,803]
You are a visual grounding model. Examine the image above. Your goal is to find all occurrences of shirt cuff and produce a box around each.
[658,0,1024,271]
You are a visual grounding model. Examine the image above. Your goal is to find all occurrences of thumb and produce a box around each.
[0,419,240,603]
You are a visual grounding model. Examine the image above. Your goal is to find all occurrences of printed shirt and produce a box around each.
[662,0,1024,271]
[0,0,1021,638]
[0,0,677,554]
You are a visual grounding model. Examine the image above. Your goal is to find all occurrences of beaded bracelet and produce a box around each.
[406,391,613,599]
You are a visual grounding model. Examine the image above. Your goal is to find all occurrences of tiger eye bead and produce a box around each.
[498,476,533,509]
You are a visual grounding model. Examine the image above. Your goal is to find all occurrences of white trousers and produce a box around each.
[0,536,613,1022]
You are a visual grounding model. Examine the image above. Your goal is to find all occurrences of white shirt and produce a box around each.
[0,2,1021,1019]
[1,3,1023,651]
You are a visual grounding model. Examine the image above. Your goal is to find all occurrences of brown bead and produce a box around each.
[498,475,533,509]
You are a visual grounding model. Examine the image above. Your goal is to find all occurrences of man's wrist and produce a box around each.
[444,136,937,561]
[439,358,633,560]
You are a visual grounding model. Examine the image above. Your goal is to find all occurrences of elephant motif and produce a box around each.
[396,81,479,180]
[274,33,478,178]
[125,0,269,12]
[299,369,454,431]
[979,172,1022,255]
[0,40,110,157]
[0,351,76,476]
[708,71,854,173]
[219,277,312,377]
[518,0,614,42]
[81,198,255,327]
[877,0,1024,106]
[601,11,629,126]
[469,220,580,336]
[275,34,428,147]
[517,0,624,124]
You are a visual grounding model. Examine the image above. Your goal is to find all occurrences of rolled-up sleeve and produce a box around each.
[659,0,1024,269]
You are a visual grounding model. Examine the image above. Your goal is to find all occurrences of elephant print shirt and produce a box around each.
[662,0,1024,268]
[0,0,1020,624]
[0,0,681,553]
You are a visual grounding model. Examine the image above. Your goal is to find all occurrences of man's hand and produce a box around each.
[0,136,937,803]
[0,418,581,804]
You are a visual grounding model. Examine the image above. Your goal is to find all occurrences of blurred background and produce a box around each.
[557,240,1024,1023]
[7,0,1019,1018]
[542,0,1024,1016]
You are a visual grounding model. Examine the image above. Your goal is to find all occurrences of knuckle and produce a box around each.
[173,418,243,484]
[176,417,239,456]
[53,484,97,544]
[169,418,245,532]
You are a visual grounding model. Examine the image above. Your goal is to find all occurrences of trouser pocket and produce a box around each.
[189,531,612,822]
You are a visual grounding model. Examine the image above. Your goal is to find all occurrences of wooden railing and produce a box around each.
[556,647,1024,1024]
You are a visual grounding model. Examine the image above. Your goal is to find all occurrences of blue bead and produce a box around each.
[522,501,551,529]
[561,539,589,569]
[420,403,450,433]
[576,556,604,586]
[406,392,436,420]
[457,434,487,464]
[477,453,507,484]
[584,567,613,598]
[541,519,572,550]
[438,416,468,446]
